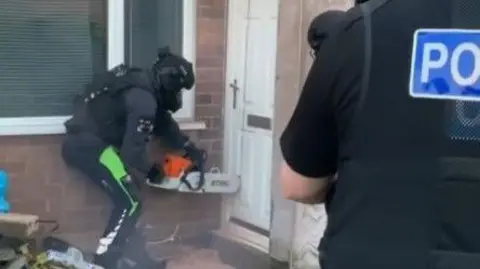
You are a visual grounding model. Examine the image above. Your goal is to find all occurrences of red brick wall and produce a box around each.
[0,0,227,259]
[194,0,227,169]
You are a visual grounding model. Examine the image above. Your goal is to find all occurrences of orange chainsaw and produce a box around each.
[148,145,239,193]
[149,147,208,192]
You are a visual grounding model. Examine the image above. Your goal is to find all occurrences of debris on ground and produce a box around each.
[166,249,235,269]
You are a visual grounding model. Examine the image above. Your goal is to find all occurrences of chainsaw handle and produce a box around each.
[179,148,207,191]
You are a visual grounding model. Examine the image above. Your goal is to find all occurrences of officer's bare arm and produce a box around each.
[280,161,332,204]
[278,50,338,204]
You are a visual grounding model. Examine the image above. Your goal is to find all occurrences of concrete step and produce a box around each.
[208,230,289,269]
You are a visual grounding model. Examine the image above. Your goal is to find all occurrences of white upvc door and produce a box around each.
[223,0,279,249]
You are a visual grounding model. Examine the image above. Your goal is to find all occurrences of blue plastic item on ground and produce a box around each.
[0,170,10,213]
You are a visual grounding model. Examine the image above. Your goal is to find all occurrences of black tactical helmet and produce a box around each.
[152,47,195,112]
[307,10,345,57]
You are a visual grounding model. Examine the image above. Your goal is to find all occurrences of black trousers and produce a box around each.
[62,132,142,268]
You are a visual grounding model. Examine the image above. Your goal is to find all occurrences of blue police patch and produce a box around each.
[409,29,480,101]
[410,29,480,140]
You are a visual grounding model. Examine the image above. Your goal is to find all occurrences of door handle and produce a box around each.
[229,79,240,109]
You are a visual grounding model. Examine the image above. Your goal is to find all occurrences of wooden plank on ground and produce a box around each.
[0,213,39,238]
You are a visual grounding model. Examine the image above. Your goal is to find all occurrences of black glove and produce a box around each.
[146,166,164,184]
[183,142,207,168]
[182,143,207,191]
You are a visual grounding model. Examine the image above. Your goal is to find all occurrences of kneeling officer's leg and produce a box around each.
[95,146,142,267]
[62,134,141,268]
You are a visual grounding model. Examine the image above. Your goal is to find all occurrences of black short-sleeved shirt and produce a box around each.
[280,11,365,178]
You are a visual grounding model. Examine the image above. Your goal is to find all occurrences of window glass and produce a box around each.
[125,0,184,68]
[0,0,107,118]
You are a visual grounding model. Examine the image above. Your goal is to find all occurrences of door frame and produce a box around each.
[107,0,125,69]
[221,0,279,253]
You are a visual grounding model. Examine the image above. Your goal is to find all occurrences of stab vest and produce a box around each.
[320,0,480,269]
[66,64,155,146]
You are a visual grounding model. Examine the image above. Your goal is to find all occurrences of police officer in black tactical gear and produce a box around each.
[62,47,200,269]
[280,0,480,268]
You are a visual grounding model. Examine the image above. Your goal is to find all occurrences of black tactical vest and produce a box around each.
[320,0,480,268]
[65,64,154,146]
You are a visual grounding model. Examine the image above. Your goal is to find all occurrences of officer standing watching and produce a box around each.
[61,47,200,269]
[279,0,480,268]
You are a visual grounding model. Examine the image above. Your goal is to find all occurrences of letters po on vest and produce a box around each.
[409,29,480,101]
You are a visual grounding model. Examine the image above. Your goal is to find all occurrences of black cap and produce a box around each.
[307,10,345,53]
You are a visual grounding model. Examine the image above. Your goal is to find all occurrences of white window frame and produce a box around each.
[175,0,196,119]
[0,0,202,136]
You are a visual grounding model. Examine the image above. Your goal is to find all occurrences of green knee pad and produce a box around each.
[99,146,139,216]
